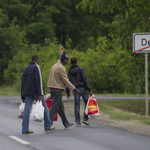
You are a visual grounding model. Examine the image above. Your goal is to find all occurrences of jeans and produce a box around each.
[50,89,69,127]
[22,95,51,132]
[73,87,89,123]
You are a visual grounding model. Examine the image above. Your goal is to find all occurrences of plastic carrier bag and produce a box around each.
[85,95,100,118]
[30,100,44,122]
[18,102,25,118]
[45,96,58,121]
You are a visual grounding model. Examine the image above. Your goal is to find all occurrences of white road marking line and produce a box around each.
[9,136,30,145]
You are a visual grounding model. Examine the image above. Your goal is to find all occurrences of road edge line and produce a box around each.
[9,136,30,145]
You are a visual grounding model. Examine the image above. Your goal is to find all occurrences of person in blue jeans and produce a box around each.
[66,57,93,126]
[21,55,55,134]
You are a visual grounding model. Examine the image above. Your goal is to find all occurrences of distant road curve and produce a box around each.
[0,96,149,102]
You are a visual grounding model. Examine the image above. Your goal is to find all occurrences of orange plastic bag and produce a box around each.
[45,97,58,121]
[85,95,100,118]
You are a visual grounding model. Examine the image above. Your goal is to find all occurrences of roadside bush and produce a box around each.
[3,37,147,94]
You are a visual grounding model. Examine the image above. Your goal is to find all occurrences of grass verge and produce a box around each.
[65,99,150,125]
[95,94,146,97]
[0,85,21,96]
[97,100,150,125]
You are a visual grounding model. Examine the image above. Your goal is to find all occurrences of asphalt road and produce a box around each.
[63,96,150,101]
[0,96,150,150]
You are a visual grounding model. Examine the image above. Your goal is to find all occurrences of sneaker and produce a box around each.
[82,120,90,125]
[22,130,34,134]
[65,123,75,128]
[75,122,81,127]
[45,126,55,131]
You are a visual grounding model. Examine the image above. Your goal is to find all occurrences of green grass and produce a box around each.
[95,94,146,97]
[97,100,150,125]
[0,85,21,96]
[98,100,146,115]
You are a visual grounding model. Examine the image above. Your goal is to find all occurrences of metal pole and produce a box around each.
[145,53,148,116]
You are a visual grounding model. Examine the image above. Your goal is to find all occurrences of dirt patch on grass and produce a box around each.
[64,102,150,136]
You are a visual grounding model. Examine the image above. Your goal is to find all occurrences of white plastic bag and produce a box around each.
[18,102,25,118]
[46,93,51,99]
[30,100,44,122]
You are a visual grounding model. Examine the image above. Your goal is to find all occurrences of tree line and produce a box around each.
[0,0,150,94]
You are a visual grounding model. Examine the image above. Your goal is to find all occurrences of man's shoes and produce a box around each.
[22,130,34,134]
[65,123,75,128]
[82,120,90,125]
[75,122,81,127]
[45,126,55,131]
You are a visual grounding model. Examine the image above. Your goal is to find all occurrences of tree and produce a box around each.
[50,0,108,51]
[78,0,150,93]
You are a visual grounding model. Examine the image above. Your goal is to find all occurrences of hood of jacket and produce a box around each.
[68,65,80,76]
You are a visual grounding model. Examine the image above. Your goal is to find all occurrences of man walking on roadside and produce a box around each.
[66,57,93,126]
[21,55,55,134]
[47,52,81,128]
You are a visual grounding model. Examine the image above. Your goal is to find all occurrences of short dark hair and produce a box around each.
[70,57,77,65]
[32,55,39,61]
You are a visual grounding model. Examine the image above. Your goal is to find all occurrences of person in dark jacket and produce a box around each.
[21,55,55,134]
[66,57,93,126]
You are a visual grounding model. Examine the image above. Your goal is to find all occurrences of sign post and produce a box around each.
[133,33,150,116]
[145,53,148,116]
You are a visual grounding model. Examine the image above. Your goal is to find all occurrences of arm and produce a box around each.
[60,68,81,95]
[34,66,44,100]
[60,67,75,91]
[21,76,24,100]
[66,72,71,98]
[65,87,71,99]
[21,71,25,101]
[80,68,92,96]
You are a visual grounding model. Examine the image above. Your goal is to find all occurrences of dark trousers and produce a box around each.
[73,87,89,123]
[50,89,69,127]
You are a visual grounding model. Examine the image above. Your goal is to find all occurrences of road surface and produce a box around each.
[0,96,150,150]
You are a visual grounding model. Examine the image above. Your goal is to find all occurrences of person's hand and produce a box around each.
[67,95,71,99]
[75,88,81,96]
[22,99,25,103]
[46,93,51,99]
[89,91,93,96]
[38,95,43,101]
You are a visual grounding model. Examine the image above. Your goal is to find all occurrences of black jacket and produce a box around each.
[66,65,91,95]
[21,62,45,99]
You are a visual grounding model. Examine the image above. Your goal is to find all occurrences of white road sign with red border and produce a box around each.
[133,33,150,53]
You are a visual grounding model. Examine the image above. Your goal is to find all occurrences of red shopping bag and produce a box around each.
[45,97,58,121]
[85,95,100,118]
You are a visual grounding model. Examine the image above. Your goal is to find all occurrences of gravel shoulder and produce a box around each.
[64,102,150,136]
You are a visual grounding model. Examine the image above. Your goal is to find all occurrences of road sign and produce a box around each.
[133,33,149,116]
[133,33,150,53]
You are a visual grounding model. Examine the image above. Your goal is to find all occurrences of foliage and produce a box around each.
[1,0,150,95]
[3,43,61,93]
